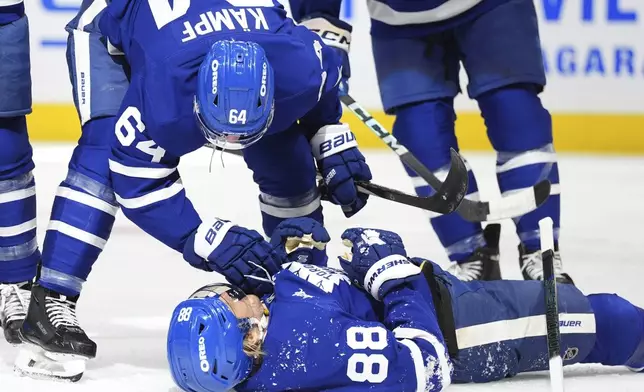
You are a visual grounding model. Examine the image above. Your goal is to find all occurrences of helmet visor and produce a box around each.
[189,283,259,322]
[189,283,246,301]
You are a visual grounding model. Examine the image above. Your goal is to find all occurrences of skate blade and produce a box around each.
[13,346,86,382]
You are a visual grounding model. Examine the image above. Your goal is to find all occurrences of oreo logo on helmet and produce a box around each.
[198,336,209,372]
[211,60,219,95]
[260,62,268,97]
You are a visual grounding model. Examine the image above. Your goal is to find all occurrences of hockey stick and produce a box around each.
[340,94,468,215]
[208,145,467,214]
[340,94,552,222]
[332,180,460,213]
[539,217,565,392]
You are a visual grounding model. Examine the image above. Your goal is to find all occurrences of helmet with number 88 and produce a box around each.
[194,40,275,150]
[167,284,255,392]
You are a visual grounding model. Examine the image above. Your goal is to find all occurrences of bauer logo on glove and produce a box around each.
[319,130,356,157]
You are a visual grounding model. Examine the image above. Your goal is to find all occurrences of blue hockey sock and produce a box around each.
[0,117,39,284]
[582,294,644,367]
[478,84,560,251]
[39,117,118,297]
[393,100,482,262]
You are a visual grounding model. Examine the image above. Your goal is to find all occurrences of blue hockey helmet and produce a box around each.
[194,40,275,150]
[167,284,254,392]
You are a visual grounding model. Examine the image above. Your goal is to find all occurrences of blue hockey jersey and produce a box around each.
[289,0,510,37]
[100,0,343,252]
[237,262,452,391]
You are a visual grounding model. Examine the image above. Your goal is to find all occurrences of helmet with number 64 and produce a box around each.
[194,40,275,150]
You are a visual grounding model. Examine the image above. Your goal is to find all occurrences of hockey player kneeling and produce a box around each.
[167,218,644,392]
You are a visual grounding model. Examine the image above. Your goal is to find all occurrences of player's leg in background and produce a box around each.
[371,33,500,281]
[242,125,324,264]
[581,294,644,372]
[0,1,40,345]
[454,0,572,283]
[19,0,128,365]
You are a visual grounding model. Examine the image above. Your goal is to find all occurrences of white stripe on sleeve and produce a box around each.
[394,327,452,389]
[109,160,177,179]
[398,339,427,392]
[115,180,184,209]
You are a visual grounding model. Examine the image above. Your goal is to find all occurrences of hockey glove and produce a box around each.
[339,228,421,300]
[183,218,283,297]
[300,14,351,95]
[311,124,372,218]
[270,217,330,267]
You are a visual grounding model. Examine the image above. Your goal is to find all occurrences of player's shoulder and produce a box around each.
[277,262,352,295]
[114,74,204,156]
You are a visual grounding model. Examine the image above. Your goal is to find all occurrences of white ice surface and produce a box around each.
[2,144,644,391]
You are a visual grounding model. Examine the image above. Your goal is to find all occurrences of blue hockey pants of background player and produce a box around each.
[372,0,568,283]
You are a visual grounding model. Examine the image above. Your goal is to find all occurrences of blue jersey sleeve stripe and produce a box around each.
[115,179,184,209]
[109,159,178,179]
[397,339,428,392]
[47,220,108,250]
[0,218,37,237]
[56,186,119,216]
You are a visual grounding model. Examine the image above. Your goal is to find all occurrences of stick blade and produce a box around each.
[428,148,469,214]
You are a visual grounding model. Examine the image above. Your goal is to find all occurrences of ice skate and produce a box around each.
[16,283,96,381]
[447,224,502,281]
[519,244,574,284]
[0,282,31,345]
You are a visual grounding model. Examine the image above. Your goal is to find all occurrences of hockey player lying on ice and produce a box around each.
[166,218,644,392]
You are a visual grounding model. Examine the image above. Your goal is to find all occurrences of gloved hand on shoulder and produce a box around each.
[183,218,283,297]
[270,217,330,267]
